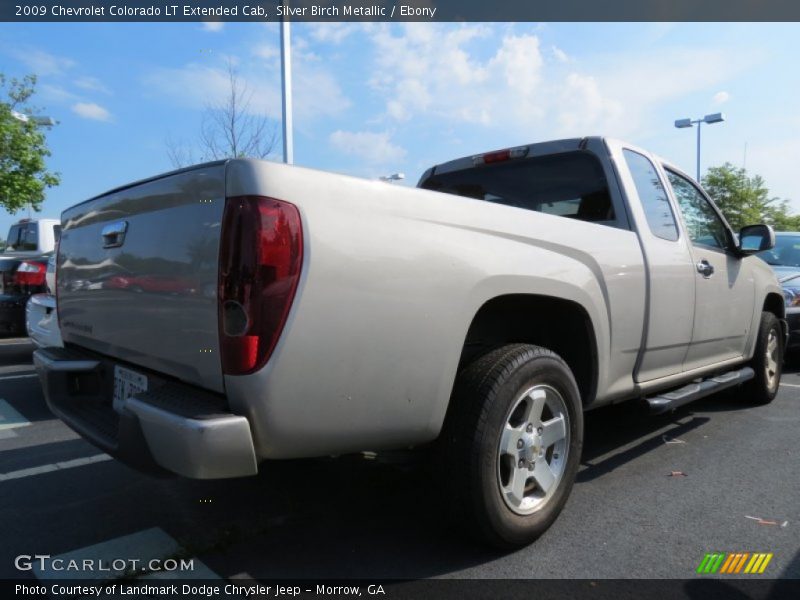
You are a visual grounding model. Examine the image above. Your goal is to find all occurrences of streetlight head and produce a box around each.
[674,118,693,129]
[379,173,405,182]
[30,116,57,127]
[703,112,725,124]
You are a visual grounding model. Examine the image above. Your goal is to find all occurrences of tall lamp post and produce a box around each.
[280,7,293,165]
[674,112,725,181]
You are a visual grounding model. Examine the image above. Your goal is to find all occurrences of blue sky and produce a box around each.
[2,21,800,236]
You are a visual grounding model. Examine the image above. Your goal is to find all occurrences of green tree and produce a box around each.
[0,73,60,213]
[702,162,800,231]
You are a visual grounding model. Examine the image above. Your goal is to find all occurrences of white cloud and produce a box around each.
[329,130,406,165]
[555,73,623,133]
[73,76,111,95]
[307,23,359,44]
[39,83,77,103]
[13,48,74,75]
[363,24,754,141]
[713,91,731,105]
[201,21,224,32]
[71,102,112,122]
[252,44,278,61]
[552,45,570,63]
[144,64,238,110]
[146,45,349,123]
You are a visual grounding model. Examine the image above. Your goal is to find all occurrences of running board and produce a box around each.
[645,367,755,415]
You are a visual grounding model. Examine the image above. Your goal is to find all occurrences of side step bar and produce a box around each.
[646,367,755,414]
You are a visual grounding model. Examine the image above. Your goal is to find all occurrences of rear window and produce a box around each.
[4,223,38,251]
[420,151,615,224]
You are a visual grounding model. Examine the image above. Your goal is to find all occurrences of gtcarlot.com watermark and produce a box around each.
[14,553,195,574]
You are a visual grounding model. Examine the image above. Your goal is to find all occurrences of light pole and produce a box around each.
[674,112,725,181]
[280,7,293,165]
[379,173,405,183]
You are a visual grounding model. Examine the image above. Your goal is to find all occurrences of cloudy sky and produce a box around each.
[1,21,799,234]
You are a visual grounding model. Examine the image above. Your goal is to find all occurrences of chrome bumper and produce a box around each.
[33,347,258,479]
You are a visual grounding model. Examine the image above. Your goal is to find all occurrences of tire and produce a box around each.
[438,344,583,549]
[743,311,784,405]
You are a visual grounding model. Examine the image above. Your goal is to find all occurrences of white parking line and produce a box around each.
[0,399,31,431]
[779,382,800,388]
[0,373,38,381]
[0,453,111,482]
[32,527,221,581]
[0,339,33,346]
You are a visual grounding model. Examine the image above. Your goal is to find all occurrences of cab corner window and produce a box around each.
[623,150,678,241]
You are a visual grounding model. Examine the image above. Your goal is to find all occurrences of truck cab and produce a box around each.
[2,218,61,257]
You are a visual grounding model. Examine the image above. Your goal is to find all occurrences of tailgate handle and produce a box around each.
[102,221,128,248]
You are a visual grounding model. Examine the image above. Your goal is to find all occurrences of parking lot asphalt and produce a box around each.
[1,337,798,583]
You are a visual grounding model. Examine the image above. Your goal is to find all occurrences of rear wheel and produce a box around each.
[439,344,583,549]
[744,311,783,405]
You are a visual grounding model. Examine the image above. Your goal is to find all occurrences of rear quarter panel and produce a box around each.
[223,160,646,459]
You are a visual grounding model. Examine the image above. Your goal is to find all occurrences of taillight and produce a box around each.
[14,261,47,287]
[472,145,529,166]
[218,196,303,375]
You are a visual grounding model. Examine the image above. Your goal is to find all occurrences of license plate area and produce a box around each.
[112,365,148,413]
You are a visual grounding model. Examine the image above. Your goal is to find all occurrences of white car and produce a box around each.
[25,255,62,348]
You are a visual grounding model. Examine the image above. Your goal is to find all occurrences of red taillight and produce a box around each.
[14,261,47,286]
[483,150,511,164]
[218,196,303,375]
[473,146,530,166]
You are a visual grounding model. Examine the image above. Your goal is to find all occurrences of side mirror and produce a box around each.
[738,224,775,255]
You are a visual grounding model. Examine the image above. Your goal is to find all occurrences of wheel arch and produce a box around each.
[452,294,599,408]
[763,292,785,321]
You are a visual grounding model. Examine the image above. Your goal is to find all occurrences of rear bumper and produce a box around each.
[0,294,26,334]
[33,346,258,479]
[25,294,63,348]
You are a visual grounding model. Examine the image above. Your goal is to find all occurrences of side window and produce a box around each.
[6,225,22,250]
[623,150,678,241]
[666,170,729,250]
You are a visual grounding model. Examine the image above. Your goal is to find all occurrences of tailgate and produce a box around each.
[57,164,226,393]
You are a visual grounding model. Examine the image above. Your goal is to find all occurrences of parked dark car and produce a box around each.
[756,231,800,350]
[0,256,50,335]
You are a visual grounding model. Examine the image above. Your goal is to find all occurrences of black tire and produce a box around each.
[743,311,783,405]
[438,344,583,549]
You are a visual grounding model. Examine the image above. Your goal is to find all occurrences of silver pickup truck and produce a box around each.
[34,137,785,548]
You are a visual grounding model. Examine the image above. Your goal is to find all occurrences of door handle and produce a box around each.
[696,260,715,278]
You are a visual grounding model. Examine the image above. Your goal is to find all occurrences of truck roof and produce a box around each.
[422,136,700,187]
